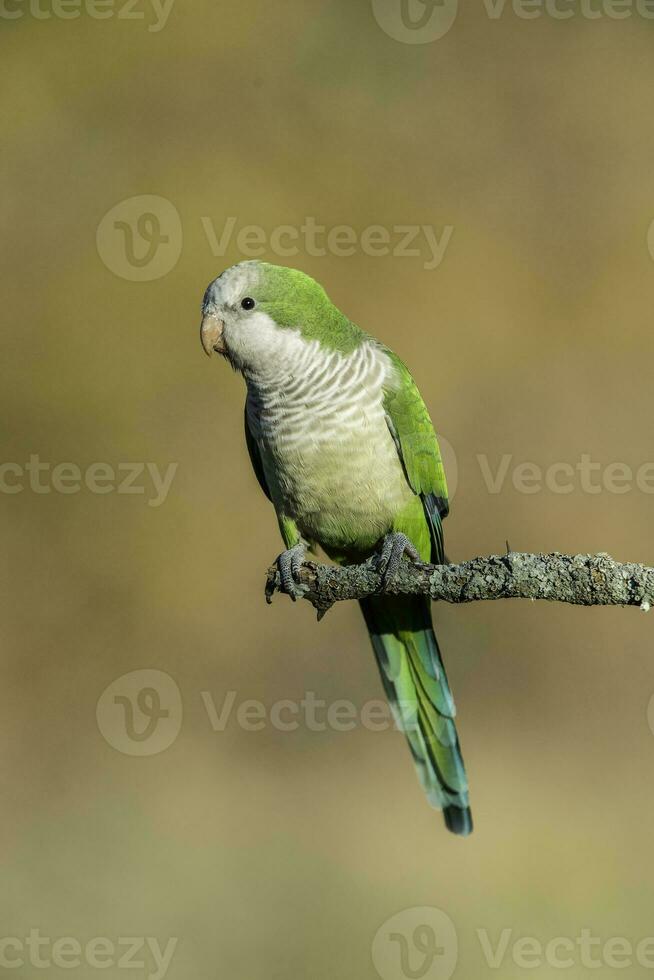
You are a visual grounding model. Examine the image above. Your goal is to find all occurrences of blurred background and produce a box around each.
[3,1,654,977]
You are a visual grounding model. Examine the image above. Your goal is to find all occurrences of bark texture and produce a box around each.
[265,552,654,619]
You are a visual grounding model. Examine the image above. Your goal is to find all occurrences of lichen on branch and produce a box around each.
[265,552,654,620]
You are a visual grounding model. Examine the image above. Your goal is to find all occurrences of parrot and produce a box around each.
[200,261,472,836]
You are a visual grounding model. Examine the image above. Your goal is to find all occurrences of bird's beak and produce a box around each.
[201,315,226,357]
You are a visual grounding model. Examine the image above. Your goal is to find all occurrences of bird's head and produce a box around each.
[200,261,363,374]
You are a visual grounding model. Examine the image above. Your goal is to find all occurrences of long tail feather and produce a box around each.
[360,594,472,836]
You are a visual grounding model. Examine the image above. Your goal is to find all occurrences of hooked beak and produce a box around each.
[201,314,226,357]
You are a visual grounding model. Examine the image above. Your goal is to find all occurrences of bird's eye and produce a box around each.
[241,297,256,311]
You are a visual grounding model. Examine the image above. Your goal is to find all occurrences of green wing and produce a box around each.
[374,352,471,834]
[382,350,449,563]
[244,404,305,551]
[244,402,271,501]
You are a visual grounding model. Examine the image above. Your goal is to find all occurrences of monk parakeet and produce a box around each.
[200,261,472,836]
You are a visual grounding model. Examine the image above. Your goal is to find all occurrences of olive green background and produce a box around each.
[3,1,654,977]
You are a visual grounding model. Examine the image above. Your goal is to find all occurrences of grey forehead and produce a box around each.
[202,262,260,312]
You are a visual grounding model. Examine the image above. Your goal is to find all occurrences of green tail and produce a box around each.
[360,594,472,836]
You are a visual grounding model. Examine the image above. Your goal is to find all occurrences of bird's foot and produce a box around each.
[376,532,420,588]
[276,542,307,601]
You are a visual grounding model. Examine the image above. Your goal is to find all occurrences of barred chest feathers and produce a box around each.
[244,333,414,550]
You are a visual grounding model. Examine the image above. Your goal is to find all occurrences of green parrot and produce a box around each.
[200,261,472,836]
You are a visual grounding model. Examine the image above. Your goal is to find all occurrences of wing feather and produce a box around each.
[382,349,449,564]
[244,402,272,501]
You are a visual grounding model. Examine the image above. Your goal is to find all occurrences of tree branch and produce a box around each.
[265,552,654,620]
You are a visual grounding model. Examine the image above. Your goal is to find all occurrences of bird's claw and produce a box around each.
[376,532,420,588]
[276,543,307,601]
